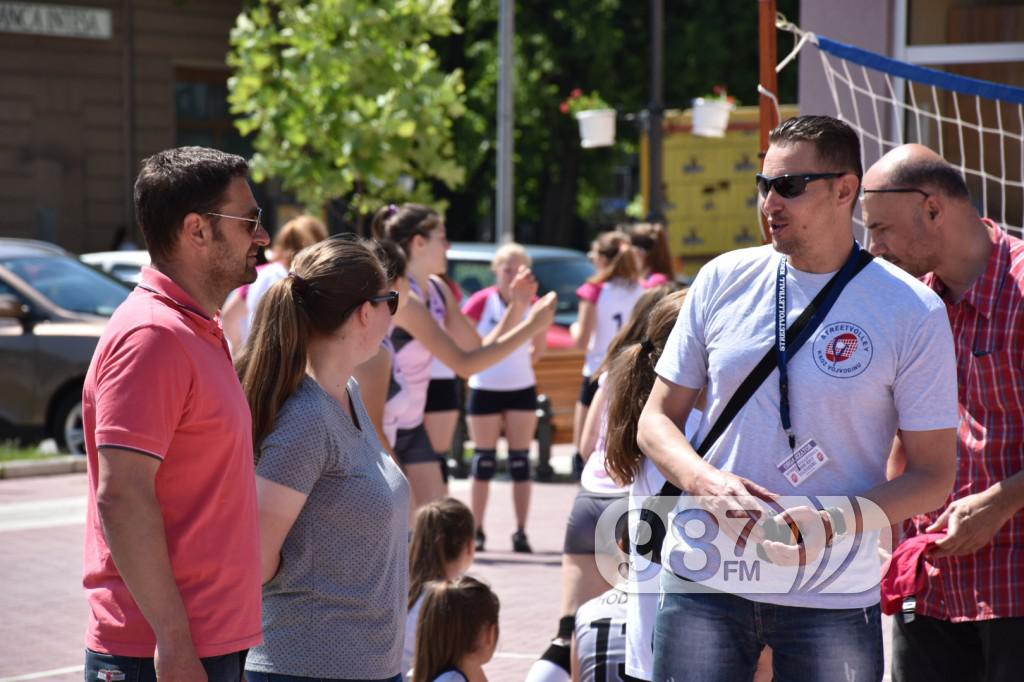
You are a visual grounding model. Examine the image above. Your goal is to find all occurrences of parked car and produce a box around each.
[0,239,131,453]
[80,249,150,285]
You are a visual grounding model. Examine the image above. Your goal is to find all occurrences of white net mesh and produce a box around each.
[778,22,1024,238]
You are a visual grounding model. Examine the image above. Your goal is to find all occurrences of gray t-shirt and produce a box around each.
[655,245,958,609]
[245,376,410,678]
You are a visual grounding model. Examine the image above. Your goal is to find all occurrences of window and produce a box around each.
[174,68,252,158]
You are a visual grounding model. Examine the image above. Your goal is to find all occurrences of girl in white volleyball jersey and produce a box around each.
[571,230,645,454]
[372,204,556,511]
[462,243,547,553]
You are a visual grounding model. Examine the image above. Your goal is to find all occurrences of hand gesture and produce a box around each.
[527,291,558,330]
[510,265,538,307]
[926,489,1011,558]
[758,505,830,567]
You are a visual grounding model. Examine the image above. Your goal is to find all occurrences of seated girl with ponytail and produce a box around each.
[412,576,501,682]
[237,237,409,682]
[404,497,477,675]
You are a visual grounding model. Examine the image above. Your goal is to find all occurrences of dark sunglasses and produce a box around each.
[368,290,400,315]
[755,172,846,199]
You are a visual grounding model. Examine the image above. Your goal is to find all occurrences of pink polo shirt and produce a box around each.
[82,266,262,657]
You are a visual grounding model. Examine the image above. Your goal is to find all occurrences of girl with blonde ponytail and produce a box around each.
[238,237,410,682]
[404,497,476,675]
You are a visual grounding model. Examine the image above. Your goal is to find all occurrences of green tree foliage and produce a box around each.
[228,0,467,213]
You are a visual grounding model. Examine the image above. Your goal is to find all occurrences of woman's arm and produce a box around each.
[579,384,607,461]
[255,476,309,583]
[393,293,556,377]
[433,275,482,350]
[353,348,398,461]
[570,300,597,350]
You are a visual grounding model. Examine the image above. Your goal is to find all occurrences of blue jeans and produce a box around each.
[245,674,402,682]
[84,648,244,682]
[652,590,883,682]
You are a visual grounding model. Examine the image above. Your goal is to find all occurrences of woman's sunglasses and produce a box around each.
[755,172,846,199]
[368,290,400,315]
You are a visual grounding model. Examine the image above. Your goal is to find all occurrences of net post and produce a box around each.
[758,0,778,243]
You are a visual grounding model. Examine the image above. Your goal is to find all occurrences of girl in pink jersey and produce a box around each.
[570,231,645,456]
[372,204,556,512]
[462,243,548,553]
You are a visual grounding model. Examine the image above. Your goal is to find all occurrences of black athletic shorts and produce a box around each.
[394,423,436,465]
[466,386,538,416]
[425,377,462,413]
[578,375,600,407]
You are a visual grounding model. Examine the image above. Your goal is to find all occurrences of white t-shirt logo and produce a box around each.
[813,322,873,378]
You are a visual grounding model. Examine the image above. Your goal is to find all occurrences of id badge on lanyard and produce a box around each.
[774,245,862,486]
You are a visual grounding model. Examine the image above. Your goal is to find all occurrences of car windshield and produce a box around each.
[449,255,594,325]
[1,255,130,316]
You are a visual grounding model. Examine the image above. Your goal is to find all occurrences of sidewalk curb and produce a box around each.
[0,456,87,479]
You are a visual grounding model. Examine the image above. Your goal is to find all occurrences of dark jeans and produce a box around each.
[245,674,402,682]
[892,613,1024,682]
[85,648,245,682]
[652,590,883,682]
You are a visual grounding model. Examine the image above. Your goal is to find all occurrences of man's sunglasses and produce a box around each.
[755,172,846,199]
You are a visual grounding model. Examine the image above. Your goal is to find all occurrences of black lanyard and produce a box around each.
[775,243,865,449]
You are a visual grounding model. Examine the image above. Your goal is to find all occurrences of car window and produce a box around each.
[531,258,595,320]
[1,256,130,316]
[111,264,143,284]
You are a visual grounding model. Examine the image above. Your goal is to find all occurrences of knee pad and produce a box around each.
[508,449,531,482]
[471,448,497,481]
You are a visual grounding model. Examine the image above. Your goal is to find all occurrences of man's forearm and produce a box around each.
[97,486,195,649]
[987,468,1024,517]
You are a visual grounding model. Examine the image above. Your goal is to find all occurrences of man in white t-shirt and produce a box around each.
[636,115,959,681]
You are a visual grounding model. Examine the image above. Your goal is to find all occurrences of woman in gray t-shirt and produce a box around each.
[238,238,410,682]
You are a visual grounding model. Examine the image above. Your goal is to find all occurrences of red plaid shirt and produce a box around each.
[905,220,1024,622]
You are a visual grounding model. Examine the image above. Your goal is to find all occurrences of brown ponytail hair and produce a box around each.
[588,230,641,285]
[594,282,680,378]
[604,289,688,486]
[370,203,442,257]
[413,576,500,682]
[236,237,386,451]
[371,238,407,283]
[409,497,475,609]
[627,222,674,279]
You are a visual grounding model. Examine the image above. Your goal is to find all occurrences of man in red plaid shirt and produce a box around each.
[864,144,1024,682]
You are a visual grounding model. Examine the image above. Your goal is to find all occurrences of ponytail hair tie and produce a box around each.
[640,339,655,354]
[386,203,398,217]
[288,271,309,297]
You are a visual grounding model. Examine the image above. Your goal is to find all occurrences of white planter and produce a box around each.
[575,109,616,148]
[692,98,734,138]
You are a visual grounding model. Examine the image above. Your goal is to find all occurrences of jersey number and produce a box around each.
[612,313,624,330]
[589,618,627,682]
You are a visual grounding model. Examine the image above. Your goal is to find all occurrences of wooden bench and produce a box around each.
[534,347,585,444]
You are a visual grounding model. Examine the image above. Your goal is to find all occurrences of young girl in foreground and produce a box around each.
[413,577,500,682]
[404,498,477,675]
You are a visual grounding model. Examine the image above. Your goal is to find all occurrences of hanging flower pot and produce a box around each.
[575,109,617,148]
[692,98,734,137]
[691,85,737,138]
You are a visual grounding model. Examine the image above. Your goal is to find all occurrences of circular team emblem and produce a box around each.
[813,322,872,378]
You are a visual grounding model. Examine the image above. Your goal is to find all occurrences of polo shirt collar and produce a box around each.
[137,266,223,334]
[924,219,1008,320]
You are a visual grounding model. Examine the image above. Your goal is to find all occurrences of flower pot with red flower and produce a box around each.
[561,89,615,148]
[692,85,737,138]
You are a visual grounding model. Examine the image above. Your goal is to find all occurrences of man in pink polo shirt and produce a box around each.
[82,147,269,681]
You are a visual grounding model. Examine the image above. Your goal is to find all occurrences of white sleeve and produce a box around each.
[893,300,959,432]
[654,265,711,390]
